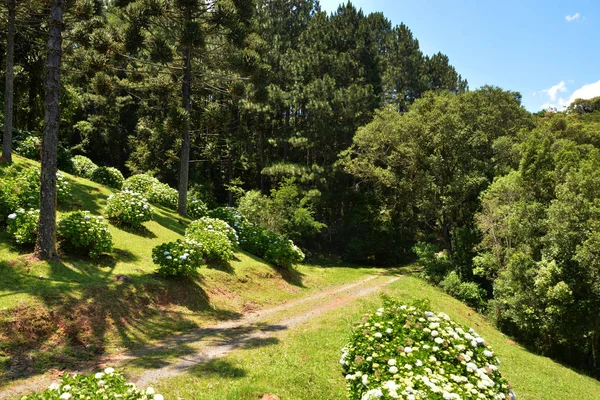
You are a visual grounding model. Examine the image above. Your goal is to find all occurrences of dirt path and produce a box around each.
[1,274,401,397]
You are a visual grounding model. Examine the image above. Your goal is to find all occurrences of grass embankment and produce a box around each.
[154,275,600,400]
[0,156,382,383]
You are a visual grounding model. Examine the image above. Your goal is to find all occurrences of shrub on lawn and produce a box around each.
[341,298,511,400]
[440,271,487,309]
[56,172,73,204]
[0,179,19,224]
[238,222,304,268]
[6,208,39,244]
[122,173,160,195]
[91,166,124,189]
[12,166,41,209]
[207,206,244,229]
[22,367,164,400]
[187,216,238,245]
[187,196,208,220]
[148,182,178,209]
[152,239,204,277]
[57,211,113,258]
[72,155,98,178]
[15,135,40,160]
[105,190,152,228]
[264,235,305,268]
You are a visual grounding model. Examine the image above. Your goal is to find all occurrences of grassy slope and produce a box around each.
[154,276,600,400]
[0,156,382,380]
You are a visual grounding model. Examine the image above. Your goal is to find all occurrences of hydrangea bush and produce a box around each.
[72,155,98,178]
[22,367,164,400]
[148,182,178,209]
[57,211,113,258]
[56,172,73,204]
[152,239,204,277]
[15,135,41,160]
[187,197,208,220]
[6,208,39,244]
[122,173,160,195]
[187,216,239,245]
[0,179,19,224]
[207,206,244,229]
[187,229,234,265]
[13,167,41,209]
[341,298,511,400]
[105,190,152,228]
[91,166,125,190]
[238,222,304,268]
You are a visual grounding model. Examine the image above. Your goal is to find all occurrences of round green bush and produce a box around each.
[91,166,124,189]
[341,299,511,400]
[57,211,113,258]
[15,135,41,160]
[264,236,305,267]
[122,173,160,196]
[207,206,244,229]
[13,167,40,209]
[187,197,208,220]
[56,172,73,204]
[72,155,98,178]
[22,367,164,400]
[238,222,304,267]
[0,179,19,224]
[185,228,234,265]
[105,190,152,228]
[187,216,239,245]
[7,208,39,245]
[148,182,178,209]
[152,239,204,277]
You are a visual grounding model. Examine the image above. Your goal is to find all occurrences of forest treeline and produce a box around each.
[2,0,600,378]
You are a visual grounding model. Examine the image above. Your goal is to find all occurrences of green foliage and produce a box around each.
[0,179,19,224]
[72,155,99,178]
[22,367,164,399]
[15,135,40,160]
[264,235,305,268]
[56,172,73,204]
[185,227,234,265]
[440,272,487,309]
[148,182,178,210]
[6,208,39,245]
[238,222,304,268]
[237,180,325,243]
[152,239,204,277]
[57,211,113,258]
[105,190,152,228]
[186,217,238,245]
[186,197,208,220]
[341,299,510,400]
[122,173,160,195]
[91,166,125,190]
[412,242,453,284]
[207,207,244,228]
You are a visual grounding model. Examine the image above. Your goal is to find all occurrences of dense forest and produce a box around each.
[2,0,600,380]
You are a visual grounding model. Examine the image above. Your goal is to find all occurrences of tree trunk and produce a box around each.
[1,0,16,164]
[177,43,192,216]
[35,0,63,260]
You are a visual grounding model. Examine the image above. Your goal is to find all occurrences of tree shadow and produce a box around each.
[206,261,235,275]
[151,205,189,236]
[189,359,247,379]
[240,251,306,288]
[110,223,157,239]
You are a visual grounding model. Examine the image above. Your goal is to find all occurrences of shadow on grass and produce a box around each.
[152,205,189,236]
[190,359,247,379]
[206,261,235,274]
[111,223,157,239]
[241,251,306,288]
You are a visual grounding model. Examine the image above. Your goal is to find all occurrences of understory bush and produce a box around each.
[72,155,98,178]
[91,166,124,189]
[56,172,73,204]
[440,272,487,309]
[6,208,39,244]
[208,206,244,229]
[23,367,164,400]
[185,227,235,264]
[148,182,178,209]
[15,135,40,160]
[0,179,19,224]
[57,211,113,258]
[341,298,511,400]
[238,222,304,268]
[187,216,238,244]
[412,242,454,284]
[152,239,204,277]
[105,190,152,227]
[187,196,208,220]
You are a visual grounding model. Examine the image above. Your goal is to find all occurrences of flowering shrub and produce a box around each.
[123,173,160,196]
[72,155,98,178]
[15,135,41,160]
[187,216,239,245]
[208,206,244,229]
[238,222,304,268]
[0,179,19,224]
[152,239,204,277]
[105,190,152,228]
[187,197,208,220]
[57,211,113,258]
[22,367,164,400]
[56,172,73,204]
[6,208,39,244]
[13,167,40,209]
[148,182,178,209]
[185,228,234,265]
[341,298,511,400]
[91,166,125,190]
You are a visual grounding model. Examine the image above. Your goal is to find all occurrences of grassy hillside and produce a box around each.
[153,276,600,400]
[0,156,383,383]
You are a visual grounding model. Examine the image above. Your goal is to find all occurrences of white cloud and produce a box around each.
[540,81,567,101]
[569,80,600,102]
[540,80,600,110]
[565,13,581,22]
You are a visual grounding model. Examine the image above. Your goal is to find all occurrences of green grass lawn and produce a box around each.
[153,275,600,400]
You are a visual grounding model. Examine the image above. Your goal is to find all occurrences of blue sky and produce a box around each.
[318,0,600,112]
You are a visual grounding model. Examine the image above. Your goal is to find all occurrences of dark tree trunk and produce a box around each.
[177,43,192,216]
[1,0,16,164]
[35,0,63,260]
